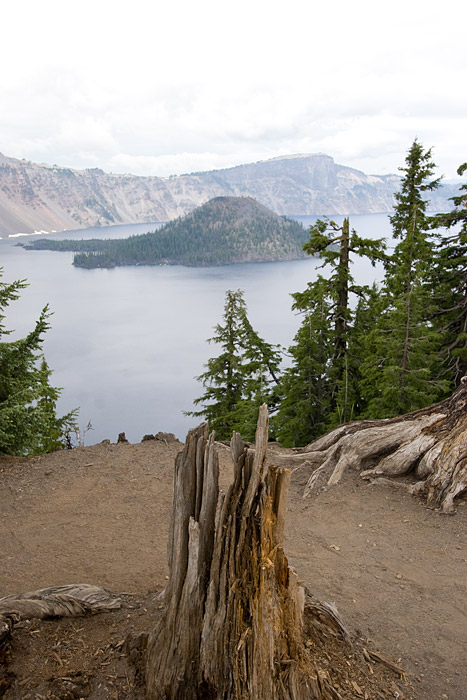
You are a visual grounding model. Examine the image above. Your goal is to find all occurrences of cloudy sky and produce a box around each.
[2,0,466,179]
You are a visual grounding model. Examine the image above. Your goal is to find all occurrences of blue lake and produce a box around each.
[0,214,393,443]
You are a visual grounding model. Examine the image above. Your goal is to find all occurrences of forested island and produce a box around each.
[22,197,308,267]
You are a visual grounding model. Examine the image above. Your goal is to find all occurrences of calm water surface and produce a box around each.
[0,214,392,443]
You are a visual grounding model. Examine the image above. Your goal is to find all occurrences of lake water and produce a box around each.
[0,214,393,443]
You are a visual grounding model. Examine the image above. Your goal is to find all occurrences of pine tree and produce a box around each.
[349,283,385,418]
[301,216,386,425]
[430,163,467,386]
[274,276,333,446]
[187,290,281,440]
[0,269,78,455]
[274,218,386,446]
[359,140,448,417]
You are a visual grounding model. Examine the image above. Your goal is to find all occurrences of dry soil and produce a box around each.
[0,437,465,699]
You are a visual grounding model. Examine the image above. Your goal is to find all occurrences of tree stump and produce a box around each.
[291,380,467,513]
[146,406,321,699]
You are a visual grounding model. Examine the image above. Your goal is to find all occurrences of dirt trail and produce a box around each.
[0,439,466,699]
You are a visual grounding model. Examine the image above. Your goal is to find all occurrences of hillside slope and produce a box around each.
[1,151,460,236]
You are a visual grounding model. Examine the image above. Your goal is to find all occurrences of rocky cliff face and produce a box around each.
[0,152,458,236]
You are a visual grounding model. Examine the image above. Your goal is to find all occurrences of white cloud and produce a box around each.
[0,0,466,179]
[55,118,119,154]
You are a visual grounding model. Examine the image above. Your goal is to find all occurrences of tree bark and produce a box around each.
[290,380,467,513]
[145,407,329,699]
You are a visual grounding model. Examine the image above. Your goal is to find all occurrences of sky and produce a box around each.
[1,0,466,180]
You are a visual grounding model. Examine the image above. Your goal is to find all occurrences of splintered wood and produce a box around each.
[145,406,412,699]
[146,406,317,699]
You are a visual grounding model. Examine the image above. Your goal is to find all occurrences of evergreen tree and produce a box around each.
[430,163,467,386]
[359,139,448,417]
[301,217,386,425]
[187,290,281,441]
[274,277,332,446]
[274,218,385,446]
[0,270,78,455]
[349,283,385,418]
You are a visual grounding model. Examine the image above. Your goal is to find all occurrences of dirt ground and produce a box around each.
[0,436,466,699]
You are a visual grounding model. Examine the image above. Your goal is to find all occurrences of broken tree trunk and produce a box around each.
[146,406,332,700]
[291,380,467,513]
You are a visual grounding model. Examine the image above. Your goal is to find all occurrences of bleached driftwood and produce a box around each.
[0,584,121,646]
[291,381,467,513]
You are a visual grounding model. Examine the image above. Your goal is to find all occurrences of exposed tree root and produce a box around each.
[288,381,467,513]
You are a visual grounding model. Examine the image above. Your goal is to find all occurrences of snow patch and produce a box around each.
[9,229,51,238]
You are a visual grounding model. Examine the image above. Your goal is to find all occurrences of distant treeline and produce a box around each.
[22,238,111,253]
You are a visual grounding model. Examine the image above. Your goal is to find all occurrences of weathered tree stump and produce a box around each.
[292,380,467,513]
[146,406,322,699]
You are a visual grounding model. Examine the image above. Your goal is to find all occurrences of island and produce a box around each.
[22,196,308,268]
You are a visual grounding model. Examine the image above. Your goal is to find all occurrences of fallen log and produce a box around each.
[0,584,121,646]
[291,380,467,513]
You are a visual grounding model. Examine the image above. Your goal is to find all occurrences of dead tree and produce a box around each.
[291,380,467,513]
[146,406,333,700]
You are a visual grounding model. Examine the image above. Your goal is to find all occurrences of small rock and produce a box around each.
[117,432,129,444]
[395,573,403,580]
[155,431,178,443]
